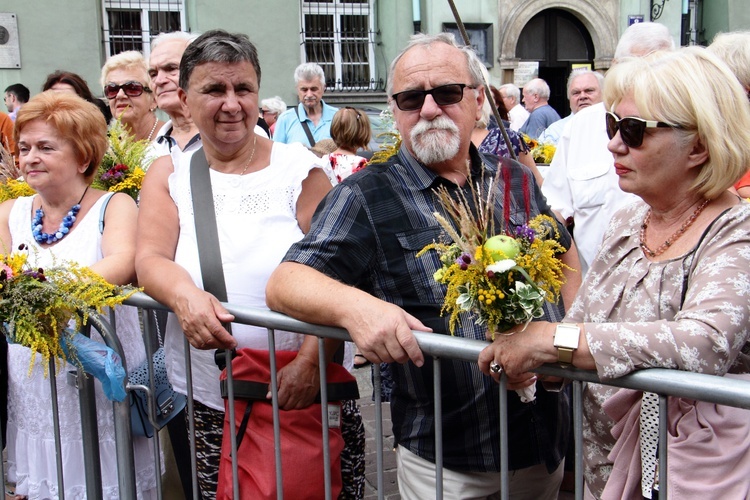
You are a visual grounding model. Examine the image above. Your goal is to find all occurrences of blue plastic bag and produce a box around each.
[62,332,127,402]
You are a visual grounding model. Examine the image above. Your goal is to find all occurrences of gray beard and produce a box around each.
[409,117,461,165]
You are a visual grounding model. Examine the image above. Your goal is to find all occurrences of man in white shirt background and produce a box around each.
[538,70,603,145]
[497,83,529,131]
[541,22,675,275]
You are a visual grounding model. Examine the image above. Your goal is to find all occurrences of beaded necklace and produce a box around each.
[146,115,158,142]
[32,186,89,245]
[639,199,710,258]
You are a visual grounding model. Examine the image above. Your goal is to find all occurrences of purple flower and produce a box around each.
[515,225,536,243]
[455,253,472,270]
[23,269,46,281]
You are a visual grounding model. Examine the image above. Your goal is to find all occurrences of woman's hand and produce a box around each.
[171,287,236,350]
[477,321,556,378]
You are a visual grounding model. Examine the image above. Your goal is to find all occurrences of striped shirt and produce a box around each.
[284,145,571,472]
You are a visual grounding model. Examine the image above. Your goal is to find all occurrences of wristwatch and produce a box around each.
[553,324,580,367]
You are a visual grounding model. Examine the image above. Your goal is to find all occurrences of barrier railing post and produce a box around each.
[141,310,163,500]
[224,346,239,500]
[266,328,284,500]
[49,357,67,500]
[658,394,669,499]
[433,357,443,499]
[88,313,137,500]
[573,380,584,500]
[318,338,333,500]
[373,363,385,500]
[183,336,200,500]
[499,374,508,500]
[78,364,103,500]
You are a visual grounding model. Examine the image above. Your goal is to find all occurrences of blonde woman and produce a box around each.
[101,51,165,142]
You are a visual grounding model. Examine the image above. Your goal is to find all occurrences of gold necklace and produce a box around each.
[640,199,710,257]
[239,134,258,176]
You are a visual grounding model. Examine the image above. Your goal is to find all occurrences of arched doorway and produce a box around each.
[516,8,594,117]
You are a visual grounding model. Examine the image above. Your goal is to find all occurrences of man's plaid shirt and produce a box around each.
[284,145,571,473]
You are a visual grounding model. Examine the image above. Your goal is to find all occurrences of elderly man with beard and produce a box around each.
[267,32,581,499]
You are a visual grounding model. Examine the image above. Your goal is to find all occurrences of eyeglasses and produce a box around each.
[104,81,153,100]
[391,83,474,111]
[605,112,675,148]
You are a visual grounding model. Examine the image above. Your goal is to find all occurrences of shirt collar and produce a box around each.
[396,143,489,191]
[155,121,201,152]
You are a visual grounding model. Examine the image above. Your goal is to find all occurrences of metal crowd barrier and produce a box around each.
[15,293,750,499]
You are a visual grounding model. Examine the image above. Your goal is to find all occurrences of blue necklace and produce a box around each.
[32,186,89,244]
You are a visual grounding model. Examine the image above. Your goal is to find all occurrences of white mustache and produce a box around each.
[411,116,459,137]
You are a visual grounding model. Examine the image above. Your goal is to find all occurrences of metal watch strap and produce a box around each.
[557,346,574,365]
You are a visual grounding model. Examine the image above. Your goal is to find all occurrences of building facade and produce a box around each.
[0,0,747,115]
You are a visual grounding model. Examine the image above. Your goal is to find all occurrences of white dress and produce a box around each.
[6,194,157,500]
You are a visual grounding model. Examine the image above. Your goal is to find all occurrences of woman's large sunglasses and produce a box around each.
[104,81,153,100]
[391,83,474,111]
[605,111,674,148]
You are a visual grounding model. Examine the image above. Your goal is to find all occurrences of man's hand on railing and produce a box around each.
[342,296,430,367]
[172,287,237,350]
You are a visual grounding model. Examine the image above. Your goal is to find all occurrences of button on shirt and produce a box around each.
[273,101,338,147]
[283,145,571,473]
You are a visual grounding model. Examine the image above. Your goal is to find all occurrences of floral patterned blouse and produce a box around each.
[565,200,750,498]
[324,152,368,184]
[478,125,530,159]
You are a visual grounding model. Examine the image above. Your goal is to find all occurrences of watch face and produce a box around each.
[554,324,580,349]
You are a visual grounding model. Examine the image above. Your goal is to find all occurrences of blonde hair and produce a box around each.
[330,107,371,151]
[604,47,750,199]
[708,31,750,91]
[100,50,152,90]
[15,92,108,179]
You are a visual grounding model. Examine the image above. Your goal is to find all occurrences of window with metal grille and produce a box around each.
[102,0,185,57]
[301,0,380,92]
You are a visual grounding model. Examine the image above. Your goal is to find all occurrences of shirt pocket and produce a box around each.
[395,226,444,304]
[568,162,613,210]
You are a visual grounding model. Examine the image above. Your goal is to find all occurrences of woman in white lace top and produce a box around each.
[1,92,155,499]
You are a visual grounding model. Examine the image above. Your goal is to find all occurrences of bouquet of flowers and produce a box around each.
[418,170,569,402]
[0,143,35,204]
[523,135,556,164]
[0,245,139,375]
[92,119,153,201]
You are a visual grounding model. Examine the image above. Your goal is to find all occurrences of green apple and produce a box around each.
[484,235,520,261]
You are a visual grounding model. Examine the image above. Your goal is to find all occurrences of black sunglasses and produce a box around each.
[104,81,152,100]
[605,111,674,148]
[391,83,474,111]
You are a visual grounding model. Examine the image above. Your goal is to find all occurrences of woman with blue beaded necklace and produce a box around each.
[0,91,157,499]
